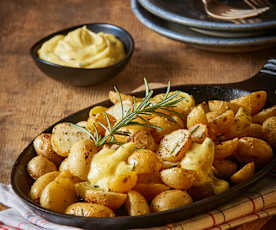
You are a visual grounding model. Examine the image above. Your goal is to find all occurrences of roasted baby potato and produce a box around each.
[214,138,239,160]
[151,190,192,212]
[263,116,276,148]
[108,172,138,193]
[246,123,264,139]
[213,160,238,178]
[158,129,192,162]
[59,158,69,171]
[131,130,156,152]
[40,172,76,213]
[150,115,184,143]
[33,133,64,165]
[208,100,230,115]
[65,202,115,217]
[75,182,127,209]
[189,124,208,144]
[106,100,133,120]
[76,121,88,128]
[109,90,135,105]
[51,122,90,157]
[67,139,96,180]
[230,91,267,115]
[126,191,150,216]
[252,106,276,124]
[210,110,235,134]
[134,183,170,201]
[187,105,208,129]
[128,149,162,174]
[27,155,57,180]
[230,162,255,184]
[29,171,60,201]
[160,167,196,190]
[235,137,273,167]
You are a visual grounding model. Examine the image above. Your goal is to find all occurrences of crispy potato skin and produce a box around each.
[158,129,192,162]
[187,105,208,129]
[151,190,192,212]
[263,116,276,148]
[252,106,276,124]
[215,138,238,160]
[33,133,64,165]
[29,171,60,201]
[126,191,150,216]
[235,137,273,167]
[208,100,230,115]
[27,155,57,180]
[160,167,196,190]
[213,160,238,178]
[128,149,162,175]
[189,124,208,144]
[65,202,115,217]
[108,171,138,193]
[230,162,255,184]
[134,183,170,201]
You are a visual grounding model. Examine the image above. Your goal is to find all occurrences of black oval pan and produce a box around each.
[11,59,276,230]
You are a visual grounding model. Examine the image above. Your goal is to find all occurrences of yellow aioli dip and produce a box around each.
[38,26,126,68]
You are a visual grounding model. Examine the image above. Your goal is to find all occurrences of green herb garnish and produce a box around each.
[190,125,200,134]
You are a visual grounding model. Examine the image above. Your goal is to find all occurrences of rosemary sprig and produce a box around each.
[72,78,185,147]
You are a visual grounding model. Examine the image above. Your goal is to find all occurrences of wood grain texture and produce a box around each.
[0,0,275,229]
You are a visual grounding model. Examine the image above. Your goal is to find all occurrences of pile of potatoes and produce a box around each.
[27,90,275,218]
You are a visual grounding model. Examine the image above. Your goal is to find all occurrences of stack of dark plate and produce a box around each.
[131,0,276,52]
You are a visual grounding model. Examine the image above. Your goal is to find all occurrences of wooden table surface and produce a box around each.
[0,0,275,229]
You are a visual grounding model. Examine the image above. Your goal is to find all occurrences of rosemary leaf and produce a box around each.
[104,112,112,131]
[190,125,200,134]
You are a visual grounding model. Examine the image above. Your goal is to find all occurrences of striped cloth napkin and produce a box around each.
[0,173,276,230]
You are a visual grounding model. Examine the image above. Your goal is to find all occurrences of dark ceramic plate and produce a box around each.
[11,59,276,229]
[138,0,276,32]
[131,0,276,53]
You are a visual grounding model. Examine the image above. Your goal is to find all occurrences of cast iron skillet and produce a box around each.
[11,59,276,230]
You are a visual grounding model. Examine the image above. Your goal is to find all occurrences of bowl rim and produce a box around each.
[30,23,135,71]
[11,84,276,227]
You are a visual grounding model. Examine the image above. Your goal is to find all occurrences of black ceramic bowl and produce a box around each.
[30,23,134,86]
[11,60,276,230]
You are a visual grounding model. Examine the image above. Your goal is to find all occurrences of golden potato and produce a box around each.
[75,182,127,209]
[40,173,76,213]
[108,172,138,193]
[27,155,57,180]
[150,115,184,143]
[151,190,192,212]
[131,130,156,152]
[128,149,162,174]
[246,123,264,139]
[51,122,90,157]
[214,138,239,160]
[210,110,235,134]
[29,171,59,201]
[187,105,208,129]
[67,139,96,180]
[126,191,150,216]
[89,106,107,117]
[109,90,136,105]
[33,133,64,165]
[189,124,208,144]
[213,160,238,178]
[235,137,273,167]
[87,112,116,137]
[160,167,196,190]
[158,129,192,162]
[263,116,276,148]
[59,158,69,172]
[75,121,88,128]
[230,91,267,115]
[252,106,276,124]
[230,162,255,184]
[212,177,230,195]
[106,100,133,120]
[65,202,115,217]
[208,100,230,115]
[134,183,170,201]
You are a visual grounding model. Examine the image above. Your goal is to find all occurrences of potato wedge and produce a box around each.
[51,122,90,157]
[212,177,230,195]
[158,129,192,162]
[230,91,267,115]
[109,91,136,105]
[33,133,64,165]
[65,202,115,217]
[246,123,264,139]
[210,110,235,134]
[27,155,57,180]
[29,171,60,201]
[263,116,276,148]
[134,183,170,201]
[131,130,156,152]
[214,138,239,160]
[252,106,276,124]
[213,160,238,178]
[151,190,192,212]
[126,191,150,216]
[75,182,127,209]
[187,105,208,129]
[128,149,162,174]
[235,137,273,167]
[40,173,76,213]
[208,100,230,115]
[230,162,255,184]
[160,167,196,190]
[68,139,96,180]
[189,124,208,144]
